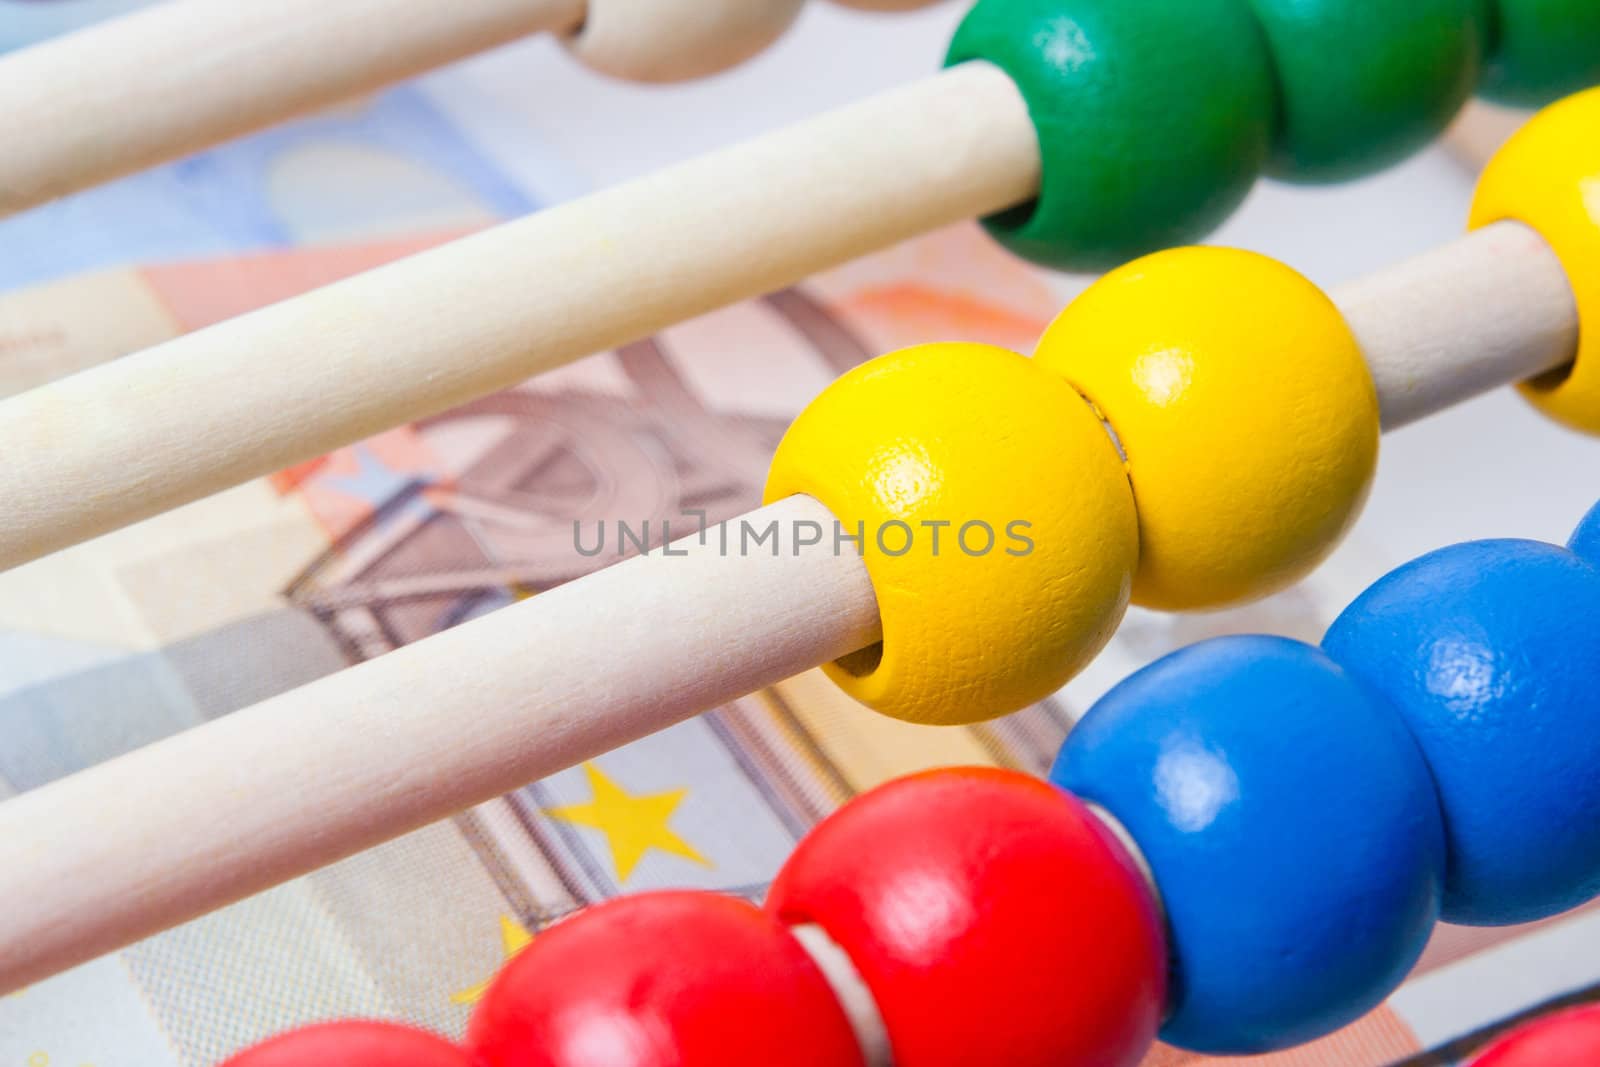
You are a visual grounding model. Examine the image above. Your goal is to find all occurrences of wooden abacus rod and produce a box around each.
[1338,219,1576,430]
[0,495,883,995]
[1445,99,1531,170]
[0,223,1578,994]
[0,62,1041,572]
[0,0,586,216]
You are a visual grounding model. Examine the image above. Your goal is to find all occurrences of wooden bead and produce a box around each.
[467,891,865,1067]
[1324,537,1600,924]
[1480,0,1600,106]
[1470,88,1600,435]
[1033,247,1379,611]
[1053,637,1444,1054]
[764,343,1136,725]
[1472,1005,1600,1065]
[767,768,1166,1067]
[826,0,944,8]
[564,0,806,83]
[1246,0,1485,181]
[944,0,1275,271]
[220,1022,472,1067]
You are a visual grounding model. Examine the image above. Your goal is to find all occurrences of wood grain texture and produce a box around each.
[1334,222,1577,430]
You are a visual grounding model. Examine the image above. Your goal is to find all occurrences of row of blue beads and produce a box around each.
[1050,500,1600,1054]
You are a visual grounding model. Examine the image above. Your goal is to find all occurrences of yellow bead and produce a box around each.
[764,342,1137,725]
[1470,88,1600,435]
[1034,247,1378,611]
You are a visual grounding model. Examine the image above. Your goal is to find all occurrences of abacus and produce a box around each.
[2,0,1599,1062]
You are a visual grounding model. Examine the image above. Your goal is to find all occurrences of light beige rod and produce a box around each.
[0,62,1042,571]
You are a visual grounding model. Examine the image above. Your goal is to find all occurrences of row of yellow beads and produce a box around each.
[767,249,1376,725]
[764,87,1600,728]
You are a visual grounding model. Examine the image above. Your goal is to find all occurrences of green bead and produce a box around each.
[945,0,1275,273]
[1247,0,1486,182]
[1480,0,1600,106]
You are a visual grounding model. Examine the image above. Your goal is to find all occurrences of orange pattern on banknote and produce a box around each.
[143,232,471,334]
[841,282,1049,355]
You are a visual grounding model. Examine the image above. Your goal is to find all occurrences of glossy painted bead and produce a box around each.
[1480,0,1600,106]
[1033,247,1379,611]
[468,891,864,1067]
[1053,636,1445,1054]
[1472,1005,1600,1065]
[1571,498,1600,563]
[945,0,1275,271]
[1246,0,1484,181]
[1470,88,1600,435]
[768,767,1166,1067]
[1324,538,1600,924]
[221,1022,472,1067]
[765,343,1137,725]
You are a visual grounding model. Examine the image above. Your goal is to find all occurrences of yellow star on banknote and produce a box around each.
[449,914,535,1006]
[545,762,710,883]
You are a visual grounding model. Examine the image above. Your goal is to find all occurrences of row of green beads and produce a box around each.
[946,0,1600,271]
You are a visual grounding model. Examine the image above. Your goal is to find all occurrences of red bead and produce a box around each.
[766,767,1167,1067]
[219,1022,472,1067]
[1473,1005,1600,1066]
[467,890,865,1067]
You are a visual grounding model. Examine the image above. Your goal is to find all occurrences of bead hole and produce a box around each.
[834,641,883,678]
[1526,357,1578,393]
[986,198,1039,237]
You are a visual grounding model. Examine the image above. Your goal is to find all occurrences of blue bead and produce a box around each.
[1571,499,1600,564]
[1052,636,1444,1055]
[1324,538,1600,926]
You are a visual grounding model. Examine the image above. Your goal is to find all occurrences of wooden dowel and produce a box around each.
[0,495,882,995]
[0,222,1581,990]
[1443,99,1530,171]
[0,62,1041,573]
[1335,221,1579,430]
[0,0,586,216]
